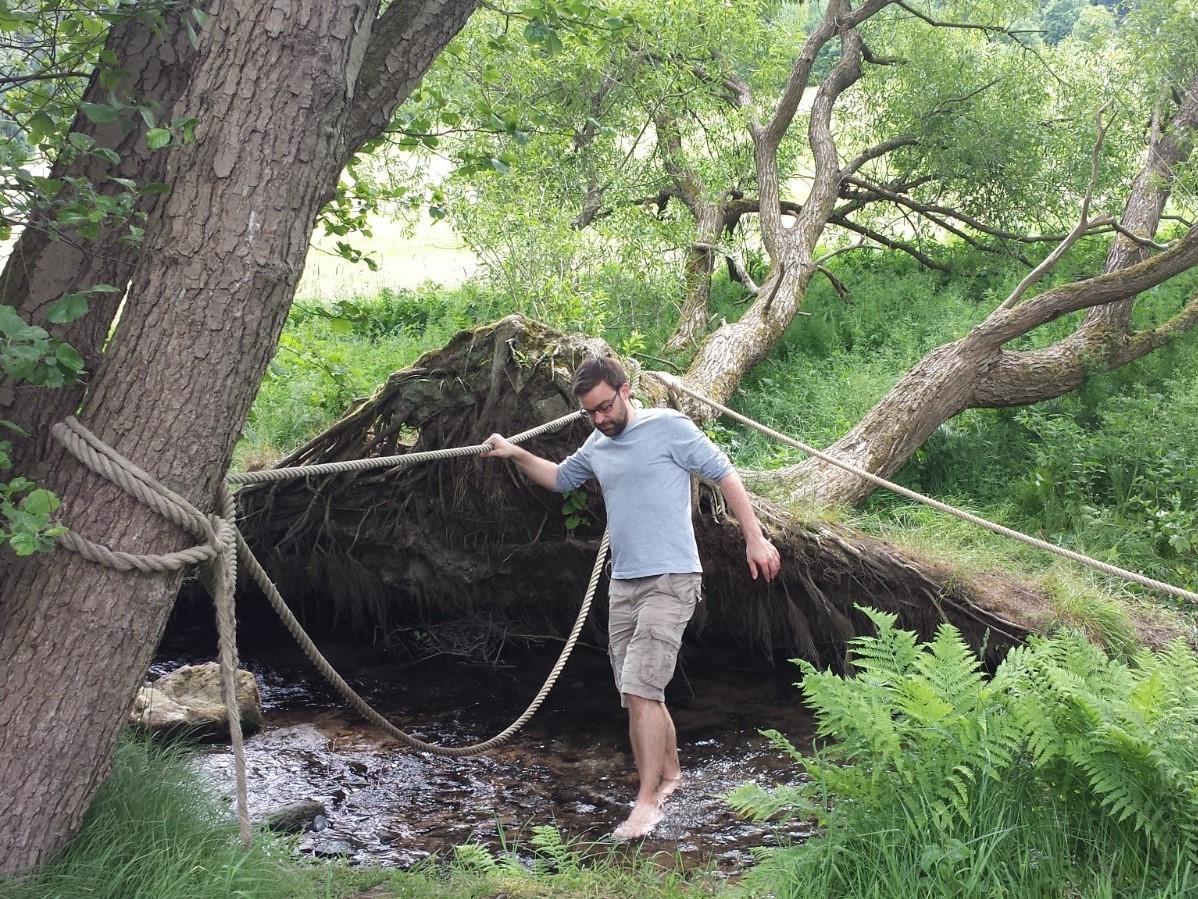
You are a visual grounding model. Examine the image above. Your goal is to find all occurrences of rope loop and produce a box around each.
[52,417,252,845]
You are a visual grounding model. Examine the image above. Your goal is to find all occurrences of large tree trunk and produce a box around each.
[0,0,476,873]
[0,11,202,480]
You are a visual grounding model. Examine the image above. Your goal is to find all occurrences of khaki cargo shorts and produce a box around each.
[607,572,701,706]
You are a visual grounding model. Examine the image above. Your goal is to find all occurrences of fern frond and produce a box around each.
[723,781,821,824]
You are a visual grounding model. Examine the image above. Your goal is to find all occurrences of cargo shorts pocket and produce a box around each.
[639,624,683,691]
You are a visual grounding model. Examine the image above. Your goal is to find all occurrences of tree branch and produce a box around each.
[345,0,479,160]
[997,101,1114,311]
[838,135,919,180]
[827,215,950,271]
[894,1,1041,38]
[975,225,1198,347]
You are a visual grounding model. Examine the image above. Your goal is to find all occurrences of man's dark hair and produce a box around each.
[572,355,628,396]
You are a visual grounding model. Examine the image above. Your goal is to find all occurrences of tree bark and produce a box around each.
[683,4,878,407]
[0,11,202,479]
[0,0,476,872]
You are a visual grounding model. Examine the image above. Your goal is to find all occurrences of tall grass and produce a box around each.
[383,827,707,899]
[0,734,366,899]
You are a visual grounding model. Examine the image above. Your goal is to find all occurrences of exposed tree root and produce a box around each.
[235,315,1175,671]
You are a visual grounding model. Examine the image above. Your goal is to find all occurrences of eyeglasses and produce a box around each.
[582,388,620,419]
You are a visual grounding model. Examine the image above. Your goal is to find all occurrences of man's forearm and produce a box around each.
[718,470,781,581]
[485,435,560,491]
[718,470,766,539]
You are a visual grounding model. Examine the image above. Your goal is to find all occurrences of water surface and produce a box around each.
[158,639,817,872]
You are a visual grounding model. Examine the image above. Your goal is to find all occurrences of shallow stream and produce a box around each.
[155,638,817,873]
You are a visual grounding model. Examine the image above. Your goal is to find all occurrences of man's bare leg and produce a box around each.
[656,705,683,803]
[613,694,669,839]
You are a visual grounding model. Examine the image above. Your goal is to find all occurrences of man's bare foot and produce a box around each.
[612,802,664,840]
[655,775,683,804]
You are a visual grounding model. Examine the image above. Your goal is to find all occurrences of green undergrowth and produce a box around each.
[726,610,1198,899]
[0,734,374,899]
[373,830,716,899]
[235,282,503,470]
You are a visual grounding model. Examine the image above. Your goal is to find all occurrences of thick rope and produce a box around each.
[48,408,594,848]
[652,371,1198,606]
[226,409,585,485]
[52,418,252,846]
[237,526,609,757]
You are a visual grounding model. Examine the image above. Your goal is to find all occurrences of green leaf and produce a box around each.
[27,112,56,144]
[0,8,32,30]
[146,128,171,149]
[8,531,39,556]
[79,102,119,123]
[173,116,198,143]
[22,488,58,517]
[45,293,89,323]
[54,342,85,372]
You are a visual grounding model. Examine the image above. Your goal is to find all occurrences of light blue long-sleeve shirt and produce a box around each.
[554,408,733,579]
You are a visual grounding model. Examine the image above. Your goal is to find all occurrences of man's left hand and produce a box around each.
[746,535,781,582]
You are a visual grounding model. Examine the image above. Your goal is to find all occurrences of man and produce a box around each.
[484,355,781,840]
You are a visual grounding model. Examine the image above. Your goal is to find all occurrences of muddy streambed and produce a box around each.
[155,638,817,873]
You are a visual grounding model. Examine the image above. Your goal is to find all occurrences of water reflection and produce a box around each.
[161,641,817,872]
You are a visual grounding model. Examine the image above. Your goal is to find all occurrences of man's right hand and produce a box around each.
[482,433,560,490]
[483,433,517,458]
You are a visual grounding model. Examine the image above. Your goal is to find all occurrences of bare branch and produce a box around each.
[841,176,1072,240]
[998,101,1114,311]
[978,226,1198,346]
[838,135,919,180]
[695,243,760,295]
[814,263,851,301]
[827,215,951,271]
[894,1,1040,38]
[345,0,479,159]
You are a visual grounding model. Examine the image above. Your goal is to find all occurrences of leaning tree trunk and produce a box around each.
[0,0,477,872]
[0,11,202,481]
[680,11,874,407]
[773,69,1198,508]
